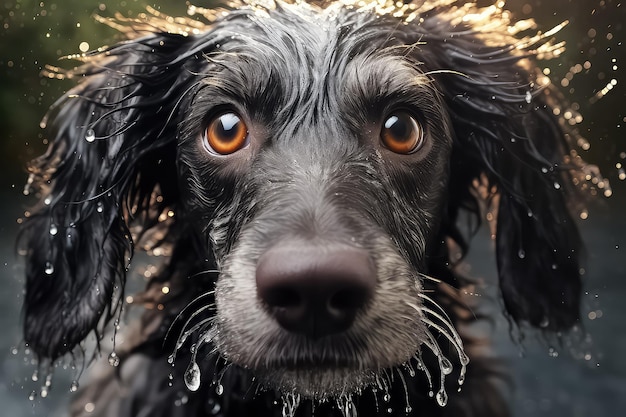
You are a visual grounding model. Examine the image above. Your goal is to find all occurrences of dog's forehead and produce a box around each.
[193,4,440,130]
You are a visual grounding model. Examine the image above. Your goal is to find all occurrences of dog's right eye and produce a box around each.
[204,112,249,155]
[380,112,424,154]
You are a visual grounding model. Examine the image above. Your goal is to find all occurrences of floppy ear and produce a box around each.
[419,13,606,331]
[18,21,205,359]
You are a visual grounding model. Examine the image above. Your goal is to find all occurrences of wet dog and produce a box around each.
[19,1,606,416]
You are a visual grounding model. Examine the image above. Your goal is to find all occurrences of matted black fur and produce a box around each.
[19,1,606,416]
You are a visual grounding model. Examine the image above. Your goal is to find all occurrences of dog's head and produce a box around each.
[20,0,607,404]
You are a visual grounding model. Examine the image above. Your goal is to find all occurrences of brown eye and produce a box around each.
[380,112,424,154]
[204,112,249,155]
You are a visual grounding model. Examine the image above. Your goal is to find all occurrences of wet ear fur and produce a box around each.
[18,28,206,359]
[419,16,601,331]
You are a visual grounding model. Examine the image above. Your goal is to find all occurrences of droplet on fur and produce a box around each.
[29,391,37,401]
[44,197,52,205]
[525,91,532,103]
[540,317,550,328]
[49,223,58,235]
[85,129,96,142]
[184,360,201,392]
[518,249,526,259]
[108,352,120,367]
[553,182,561,189]
[215,384,224,396]
[70,380,79,392]
[96,202,104,213]
[32,370,39,382]
[44,262,54,275]
[40,387,48,398]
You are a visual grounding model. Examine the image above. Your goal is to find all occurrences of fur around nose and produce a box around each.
[256,244,377,338]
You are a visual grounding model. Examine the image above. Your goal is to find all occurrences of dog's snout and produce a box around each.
[256,245,376,338]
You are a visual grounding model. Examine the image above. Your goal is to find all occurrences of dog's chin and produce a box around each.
[219,339,421,400]
[254,366,378,400]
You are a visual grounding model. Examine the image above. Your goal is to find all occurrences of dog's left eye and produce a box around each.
[204,112,249,155]
[380,112,424,154]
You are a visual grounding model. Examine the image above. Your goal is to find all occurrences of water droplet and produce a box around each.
[85,129,96,142]
[49,223,58,235]
[440,357,453,375]
[44,197,52,205]
[436,389,448,407]
[32,370,39,382]
[96,202,104,213]
[10,346,18,355]
[387,407,393,414]
[29,391,37,401]
[554,182,561,190]
[108,351,120,367]
[40,387,48,398]
[525,91,532,103]
[207,399,221,415]
[184,360,201,391]
[405,406,412,413]
[383,393,391,402]
[44,262,54,275]
[215,383,224,396]
[70,380,79,392]
[45,373,53,387]
[518,249,526,259]
[167,354,175,364]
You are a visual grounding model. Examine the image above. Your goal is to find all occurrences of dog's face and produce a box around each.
[19,0,609,412]
[176,4,454,397]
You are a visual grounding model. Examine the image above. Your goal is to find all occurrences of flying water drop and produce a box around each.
[49,223,58,235]
[44,262,54,275]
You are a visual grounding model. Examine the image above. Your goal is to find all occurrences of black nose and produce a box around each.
[256,244,376,339]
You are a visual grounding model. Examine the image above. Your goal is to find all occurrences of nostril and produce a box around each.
[263,286,302,309]
[329,287,368,311]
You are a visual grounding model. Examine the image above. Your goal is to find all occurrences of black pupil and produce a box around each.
[216,113,241,140]
[385,115,412,142]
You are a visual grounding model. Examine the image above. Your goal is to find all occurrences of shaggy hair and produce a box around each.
[19,1,607,416]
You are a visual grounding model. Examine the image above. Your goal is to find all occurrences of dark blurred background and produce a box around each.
[0,0,624,416]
